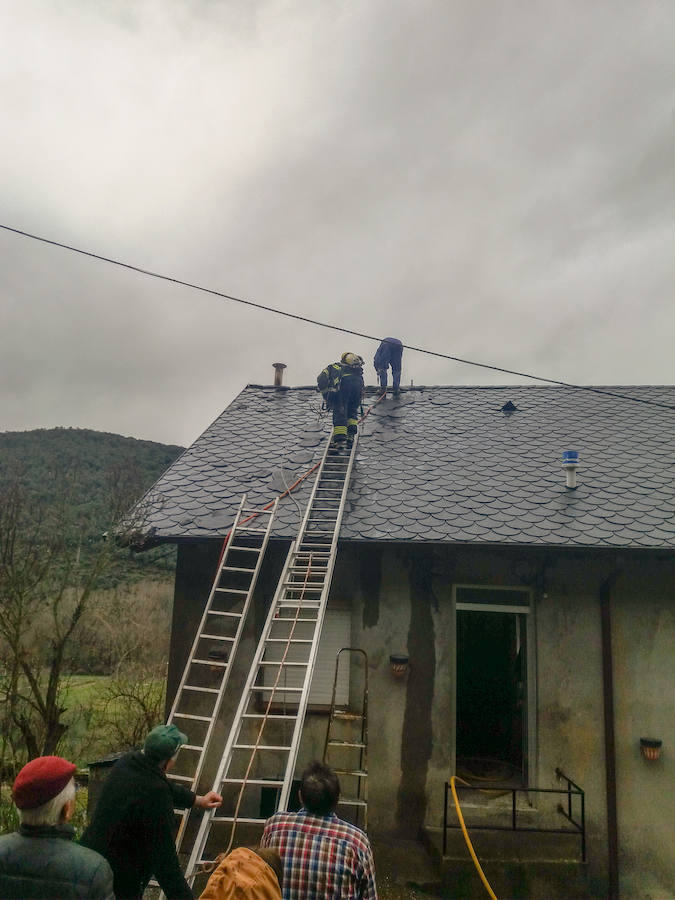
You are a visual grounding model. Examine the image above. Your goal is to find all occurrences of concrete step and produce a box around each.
[440,826,584,863]
[438,859,591,900]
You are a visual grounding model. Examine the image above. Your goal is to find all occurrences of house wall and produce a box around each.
[168,541,674,897]
[611,557,675,899]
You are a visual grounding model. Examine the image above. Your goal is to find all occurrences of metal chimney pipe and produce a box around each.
[273,363,287,387]
[562,450,580,489]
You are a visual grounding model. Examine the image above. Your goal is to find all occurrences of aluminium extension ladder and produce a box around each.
[164,494,279,854]
[322,647,369,829]
[185,434,359,882]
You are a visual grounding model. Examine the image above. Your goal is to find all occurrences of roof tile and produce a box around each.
[138,384,675,550]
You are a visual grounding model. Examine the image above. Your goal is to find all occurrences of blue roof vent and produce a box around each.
[562,450,580,490]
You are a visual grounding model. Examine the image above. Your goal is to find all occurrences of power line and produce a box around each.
[2,223,673,412]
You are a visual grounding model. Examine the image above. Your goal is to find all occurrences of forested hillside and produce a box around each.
[0,428,185,768]
[0,426,184,584]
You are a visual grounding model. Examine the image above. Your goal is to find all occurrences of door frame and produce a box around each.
[451,583,537,787]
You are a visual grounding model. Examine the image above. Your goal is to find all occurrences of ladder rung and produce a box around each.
[192,659,228,667]
[222,778,284,786]
[235,526,268,533]
[259,660,308,668]
[234,743,292,751]
[207,610,242,618]
[182,744,204,752]
[240,508,273,516]
[215,588,249,595]
[209,816,266,826]
[282,582,323,590]
[266,638,313,644]
[333,712,364,721]
[279,600,321,607]
[292,550,330,556]
[228,545,261,552]
[168,774,194,783]
[328,739,366,748]
[243,713,297,720]
[173,713,211,721]
[221,566,256,574]
[339,798,368,807]
[183,685,220,694]
[278,606,321,613]
[253,686,303,693]
[271,616,318,623]
[200,633,235,641]
[333,770,368,777]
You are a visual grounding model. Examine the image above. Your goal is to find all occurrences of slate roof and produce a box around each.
[137,385,675,550]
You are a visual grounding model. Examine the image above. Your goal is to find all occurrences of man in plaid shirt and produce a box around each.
[260,761,378,900]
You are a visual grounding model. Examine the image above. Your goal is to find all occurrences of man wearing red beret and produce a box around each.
[0,755,114,899]
[81,724,222,899]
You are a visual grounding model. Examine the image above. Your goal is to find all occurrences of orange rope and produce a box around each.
[215,389,386,567]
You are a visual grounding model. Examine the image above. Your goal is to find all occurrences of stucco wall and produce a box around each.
[611,557,675,898]
[169,540,673,897]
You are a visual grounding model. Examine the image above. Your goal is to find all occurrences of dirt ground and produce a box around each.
[372,835,447,899]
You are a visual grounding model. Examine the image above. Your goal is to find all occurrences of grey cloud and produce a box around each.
[1,0,673,445]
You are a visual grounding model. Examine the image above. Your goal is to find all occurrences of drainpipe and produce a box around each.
[600,571,621,900]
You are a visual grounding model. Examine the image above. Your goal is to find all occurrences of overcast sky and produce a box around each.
[1,0,673,446]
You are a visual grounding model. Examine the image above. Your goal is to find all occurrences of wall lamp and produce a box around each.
[640,738,662,761]
[389,654,410,677]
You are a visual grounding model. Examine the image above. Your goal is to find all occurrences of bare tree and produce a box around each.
[0,466,146,761]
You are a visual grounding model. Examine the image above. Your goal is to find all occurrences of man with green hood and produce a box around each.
[81,724,222,899]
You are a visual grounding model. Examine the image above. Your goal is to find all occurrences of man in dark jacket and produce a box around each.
[373,337,403,395]
[80,724,222,900]
[317,352,364,447]
[0,755,114,899]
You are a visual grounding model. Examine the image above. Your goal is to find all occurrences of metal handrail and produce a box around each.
[443,772,586,862]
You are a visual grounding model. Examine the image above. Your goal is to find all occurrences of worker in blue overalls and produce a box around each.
[373,337,403,395]
[318,352,364,447]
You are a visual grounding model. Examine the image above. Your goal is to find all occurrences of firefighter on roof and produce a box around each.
[317,352,364,447]
[374,337,403,395]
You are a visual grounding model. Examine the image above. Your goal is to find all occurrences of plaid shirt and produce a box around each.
[260,809,377,900]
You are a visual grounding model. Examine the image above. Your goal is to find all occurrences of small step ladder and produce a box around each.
[165,494,279,853]
[185,435,358,882]
[323,647,369,829]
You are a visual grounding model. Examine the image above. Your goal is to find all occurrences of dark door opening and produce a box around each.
[456,609,526,783]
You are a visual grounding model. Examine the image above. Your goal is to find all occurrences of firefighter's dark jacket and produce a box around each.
[80,750,195,900]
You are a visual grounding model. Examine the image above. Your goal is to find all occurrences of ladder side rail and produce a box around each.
[322,650,343,761]
[166,494,247,724]
[278,434,359,810]
[289,436,336,548]
[186,496,279,795]
[185,539,301,881]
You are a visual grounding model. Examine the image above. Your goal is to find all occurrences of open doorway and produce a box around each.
[455,587,530,786]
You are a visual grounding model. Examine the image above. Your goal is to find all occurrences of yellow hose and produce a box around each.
[449,775,499,900]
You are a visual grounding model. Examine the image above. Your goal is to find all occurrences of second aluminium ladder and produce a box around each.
[185,434,359,880]
[323,647,369,829]
[165,494,278,853]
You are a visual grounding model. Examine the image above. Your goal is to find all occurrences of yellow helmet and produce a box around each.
[341,352,363,367]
